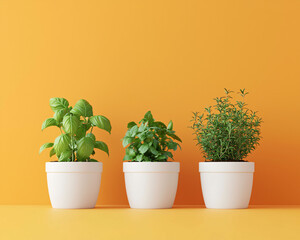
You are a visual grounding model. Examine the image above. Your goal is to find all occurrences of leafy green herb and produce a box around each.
[40,98,111,162]
[122,111,182,162]
[191,89,262,161]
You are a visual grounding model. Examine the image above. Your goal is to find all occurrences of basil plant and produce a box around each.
[122,111,182,162]
[39,98,111,162]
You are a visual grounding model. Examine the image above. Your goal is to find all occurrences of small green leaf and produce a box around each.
[167,120,173,130]
[166,132,182,142]
[86,132,96,141]
[84,122,92,132]
[122,137,133,147]
[50,148,56,157]
[123,155,131,161]
[127,122,137,128]
[94,141,109,156]
[42,118,57,130]
[77,136,95,160]
[137,132,147,141]
[89,159,98,162]
[59,150,72,162]
[164,151,173,159]
[62,114,80,135]
[136,155,143,162]
[126,148,136,157]
[54,134,71,156]
[76,125,86,139]
[149,146,159,155]
[167,141,178,150]
[53,108,68,124]
[130,125,139,137]
[139,144,149,154]
[156,155,168,160]
[144,111,154,121]
[154,121,167,128]
[138,123,147,132]
[90,115,112,133]
[39,143,54,154]
[49,98,69,112]
[143,155,151,162]
[70,99,93,117]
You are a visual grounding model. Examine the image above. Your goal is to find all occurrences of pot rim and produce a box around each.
[199,161,254,173]
[46,162,103,173]
[123,162,180,173]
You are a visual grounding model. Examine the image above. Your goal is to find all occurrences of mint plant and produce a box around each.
[191,89,262,161]
[39,98,111,162]
[122,111,182,162]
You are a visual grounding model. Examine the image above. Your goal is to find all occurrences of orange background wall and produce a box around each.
[0,0,299,205]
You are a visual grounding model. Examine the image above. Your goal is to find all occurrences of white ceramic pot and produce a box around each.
[199,162,254,209]
[46,162,103,209]
[123,162,180,209]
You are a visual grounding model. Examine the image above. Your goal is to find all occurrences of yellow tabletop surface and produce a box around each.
[0,205,299,240]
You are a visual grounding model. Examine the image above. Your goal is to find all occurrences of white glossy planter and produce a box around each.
[46,162,102,209]
[199,162,254,209]
[123,162,180,209]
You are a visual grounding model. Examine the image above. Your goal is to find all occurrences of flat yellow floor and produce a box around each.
[0,206,299,240]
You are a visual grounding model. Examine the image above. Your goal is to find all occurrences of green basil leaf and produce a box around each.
[54,134,71,156]
[86,133,96,141]
[59,150,72,162]
[70,99,93,117]
[50,148,56,157]
[90,115,111,133]
[39,143,54,154]
[54,108,68,124]
[62,114,80,135]
[94,141,109,156]
[49,98,69,112]
[77,136,95,160]
[75,125,86,140]
[41,118,57,130]
[84,122,92,131]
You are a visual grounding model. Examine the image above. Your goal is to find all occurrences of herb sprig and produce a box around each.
[191,89,262,161]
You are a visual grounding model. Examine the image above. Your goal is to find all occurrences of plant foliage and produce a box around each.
[40,98,111,162]
[122,111,182,162]
[191,89,262,161]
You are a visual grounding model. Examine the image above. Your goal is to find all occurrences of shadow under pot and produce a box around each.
[46,162,103,209]
[123,162,180,209]
[199,162,254,209]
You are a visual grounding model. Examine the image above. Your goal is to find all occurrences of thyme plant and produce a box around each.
[191,89,262,161]
[122,111,182,162]
[39,98,111,162]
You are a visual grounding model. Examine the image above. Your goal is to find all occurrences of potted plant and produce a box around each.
[39,98,111,209]
[191,89,262,209]
[122,111,182,209]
